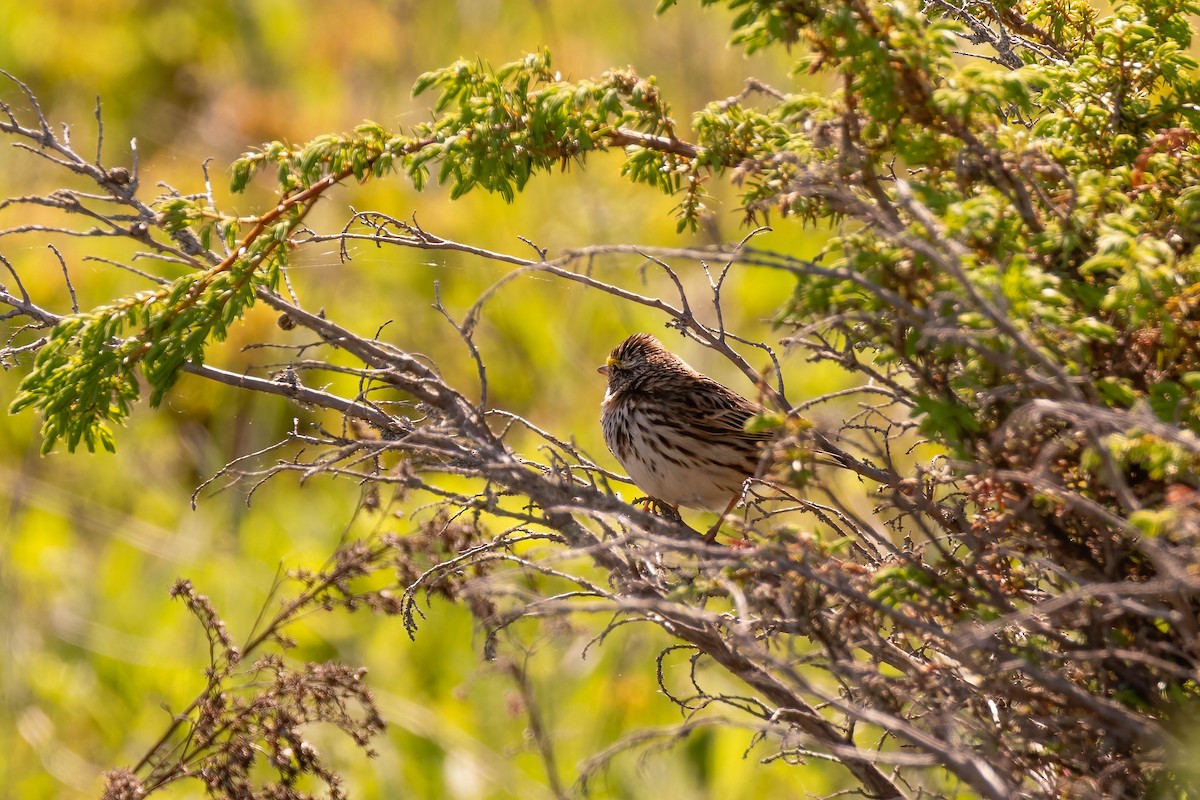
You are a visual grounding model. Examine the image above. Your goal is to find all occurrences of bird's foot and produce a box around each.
[633,496,683,521]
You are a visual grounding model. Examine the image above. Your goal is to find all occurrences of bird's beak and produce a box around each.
[596,365,609,376]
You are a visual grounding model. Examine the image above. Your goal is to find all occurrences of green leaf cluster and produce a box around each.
[11,245,282,453]
[231,122,408,193]
[408,49,681,203]
[718,0,1200,466]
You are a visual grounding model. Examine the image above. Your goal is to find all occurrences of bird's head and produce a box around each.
[598,333,688,396]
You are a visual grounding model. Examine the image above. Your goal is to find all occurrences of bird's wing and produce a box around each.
[690,378,775,444]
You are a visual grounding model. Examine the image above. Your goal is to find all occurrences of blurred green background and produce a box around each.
[0,2,850,798]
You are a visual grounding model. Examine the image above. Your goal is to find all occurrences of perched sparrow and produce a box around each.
[598,333,772,538]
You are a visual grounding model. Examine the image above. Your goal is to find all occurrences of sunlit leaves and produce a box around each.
[735,0,1200,459]
[10,189,302,453]
[407,50,695,214]
[13,108,415,453]
[232,123,406,195]
[680,0,821,54]
[10,246,279,452]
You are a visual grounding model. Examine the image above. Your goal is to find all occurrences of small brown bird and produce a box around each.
[598,333,772,538]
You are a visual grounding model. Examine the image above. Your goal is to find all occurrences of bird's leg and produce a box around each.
[703,493,742,543]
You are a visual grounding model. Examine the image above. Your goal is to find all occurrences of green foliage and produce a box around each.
[658,0,820,54]
[12,122,427,453]
[231,123,407,193]
[694,0,1200,478]
[408,50,687,204]
[10,201,294,453]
